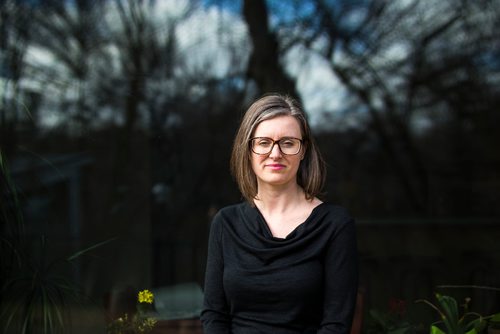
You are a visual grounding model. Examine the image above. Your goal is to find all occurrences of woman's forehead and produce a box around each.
[253,115,302,137]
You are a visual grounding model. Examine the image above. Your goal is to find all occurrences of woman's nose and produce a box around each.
[269,142,282,158]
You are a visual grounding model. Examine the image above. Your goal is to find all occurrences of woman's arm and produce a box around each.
[200,215,231,334]
[319,217,359,334]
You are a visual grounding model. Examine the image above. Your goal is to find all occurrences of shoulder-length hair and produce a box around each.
[230,93,326,204]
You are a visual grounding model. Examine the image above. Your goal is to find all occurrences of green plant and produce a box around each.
[417,293,488,334]
[1,236,115,334]
[0,152,113,333]
[0,151,25,278]
[488,313,500,330]
[106,289,158,334]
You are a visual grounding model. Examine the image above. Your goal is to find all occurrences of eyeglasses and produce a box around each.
[249,137,303,156]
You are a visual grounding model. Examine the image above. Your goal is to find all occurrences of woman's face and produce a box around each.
[250,115,304,190]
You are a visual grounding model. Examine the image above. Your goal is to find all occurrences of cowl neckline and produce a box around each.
[241,201,329,241]
[227,201,334,265]
[252,202,325,242]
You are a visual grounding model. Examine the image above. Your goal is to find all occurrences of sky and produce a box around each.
[14,0,350,130]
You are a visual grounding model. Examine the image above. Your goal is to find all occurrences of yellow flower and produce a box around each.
[137,289,154,304]
[107,291,157,334]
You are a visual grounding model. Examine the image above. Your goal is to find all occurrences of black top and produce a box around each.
[201,202,358,334]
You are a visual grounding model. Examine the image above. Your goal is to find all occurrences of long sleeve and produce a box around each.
[318,217,358,334]
[200,215,231,334]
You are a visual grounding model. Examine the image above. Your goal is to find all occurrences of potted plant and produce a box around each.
[417,293,488,334]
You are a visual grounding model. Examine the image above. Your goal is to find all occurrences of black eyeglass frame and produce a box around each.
[249,137,304,156]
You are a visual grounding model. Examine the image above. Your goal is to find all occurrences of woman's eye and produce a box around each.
[258,140,272,147]
[281,140,294,147]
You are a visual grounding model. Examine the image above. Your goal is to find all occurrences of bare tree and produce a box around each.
[28,0,108,133]
[273,0,500,215]
[0,1,34,156]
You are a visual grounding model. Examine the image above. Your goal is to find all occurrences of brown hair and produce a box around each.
[230,93,326,203]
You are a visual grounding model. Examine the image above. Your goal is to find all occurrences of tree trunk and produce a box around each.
[242,0,299,99]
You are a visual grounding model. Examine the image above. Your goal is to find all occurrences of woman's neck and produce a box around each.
[254,183,305,214]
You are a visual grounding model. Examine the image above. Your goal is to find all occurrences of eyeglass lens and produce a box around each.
[251,137,301,155]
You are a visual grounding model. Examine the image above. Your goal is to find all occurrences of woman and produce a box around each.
[201,93,358,334]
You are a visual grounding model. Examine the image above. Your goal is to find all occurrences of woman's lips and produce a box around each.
[266,164,286,170]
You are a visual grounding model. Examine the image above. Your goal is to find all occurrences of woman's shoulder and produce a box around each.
[215,202,247,216]
[317,201,350,214]
[211,202,251,224]
[209,202,256,236]
[314,202,354,226]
